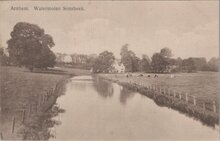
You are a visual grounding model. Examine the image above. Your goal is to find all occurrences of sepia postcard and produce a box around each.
[0,0,219,140]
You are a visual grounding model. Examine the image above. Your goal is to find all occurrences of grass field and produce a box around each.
[98,72,219,126]
[0,66,90,140]
[99,72,219,109]
[100,72,219,100]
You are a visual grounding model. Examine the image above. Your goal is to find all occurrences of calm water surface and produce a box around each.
[51,76,219,140]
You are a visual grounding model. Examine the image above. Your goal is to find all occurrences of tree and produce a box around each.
[192,57,207,71]
[176,57,182,67]
[34,46,56,69]
[207,57,219,72]
[7,22,56,71]
[171,57,183,72]
[151,53,169,73]
[0,47,4,56]
[120,44,139,72]
[160,47,172,58]
[182,58,196,73]
[142,54,151,63]
[151,48,174,73]
[92,51,115,73]
[139,55,151,72]
[132,56,140,72]
[120,44,132,72]
[0,47,10,66]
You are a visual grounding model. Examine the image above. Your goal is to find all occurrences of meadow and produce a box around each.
[0,66,90,140]
[99,72,219,126]
[100,72,219,102]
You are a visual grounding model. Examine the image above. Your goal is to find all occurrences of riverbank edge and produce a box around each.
[97,75,219,127]
[21,75,70,140]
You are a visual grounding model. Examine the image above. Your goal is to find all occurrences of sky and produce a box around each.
[0,1,219,60]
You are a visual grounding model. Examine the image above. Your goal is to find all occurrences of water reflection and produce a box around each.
[21,104,65,140]
[92,76,135,105]
[50,76,219,140]
[119,87,135,105]
[92,76,114,98]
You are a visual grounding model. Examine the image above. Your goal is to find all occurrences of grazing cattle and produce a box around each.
[138,74,144,77]
[148,75,151,77]
[170,74,175,78]
[126,74,132,78]
[154,74,158,78]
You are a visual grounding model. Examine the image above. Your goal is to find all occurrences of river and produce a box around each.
[50,75,219,140]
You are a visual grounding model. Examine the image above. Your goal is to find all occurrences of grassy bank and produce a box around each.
[98,73,219,127]
[0,66,90,140]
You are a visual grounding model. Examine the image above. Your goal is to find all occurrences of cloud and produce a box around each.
[52,18,127,57]
[176,21,218,59]
[0,1,218,60]
[134,21,219,60]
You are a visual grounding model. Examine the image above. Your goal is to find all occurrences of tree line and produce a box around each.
[0,22,218,73]
[92,44,219,73]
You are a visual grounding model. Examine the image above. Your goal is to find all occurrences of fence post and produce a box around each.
[22,109,26,123]
[49,88,53,95]
[38,96,41,107]
[179,92,182,100]
[174,91,176,97]
[28,104,32,117]
[203,102,206,110]
[0,132,3,140]
[185,93,188,103]
[46,91,49,97]
[42,95,45,104]
[11,117,15,134]
[193,96,196,105]
[55,83,58,90]
[36,104,38,113]
[46,93,48,101]
[213,101,216,113]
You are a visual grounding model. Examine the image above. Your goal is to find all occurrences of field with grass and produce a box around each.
[98,72,219,126]
[100,72,219,101]
[0,66,90,140]
[99,72,219,114]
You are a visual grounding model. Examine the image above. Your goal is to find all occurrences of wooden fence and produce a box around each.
[1,87,56,140]
[101,75,218,114]
[144,84,218,113]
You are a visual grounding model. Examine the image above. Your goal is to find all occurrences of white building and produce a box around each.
[63,55,72,63]
[112,60,125,73]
